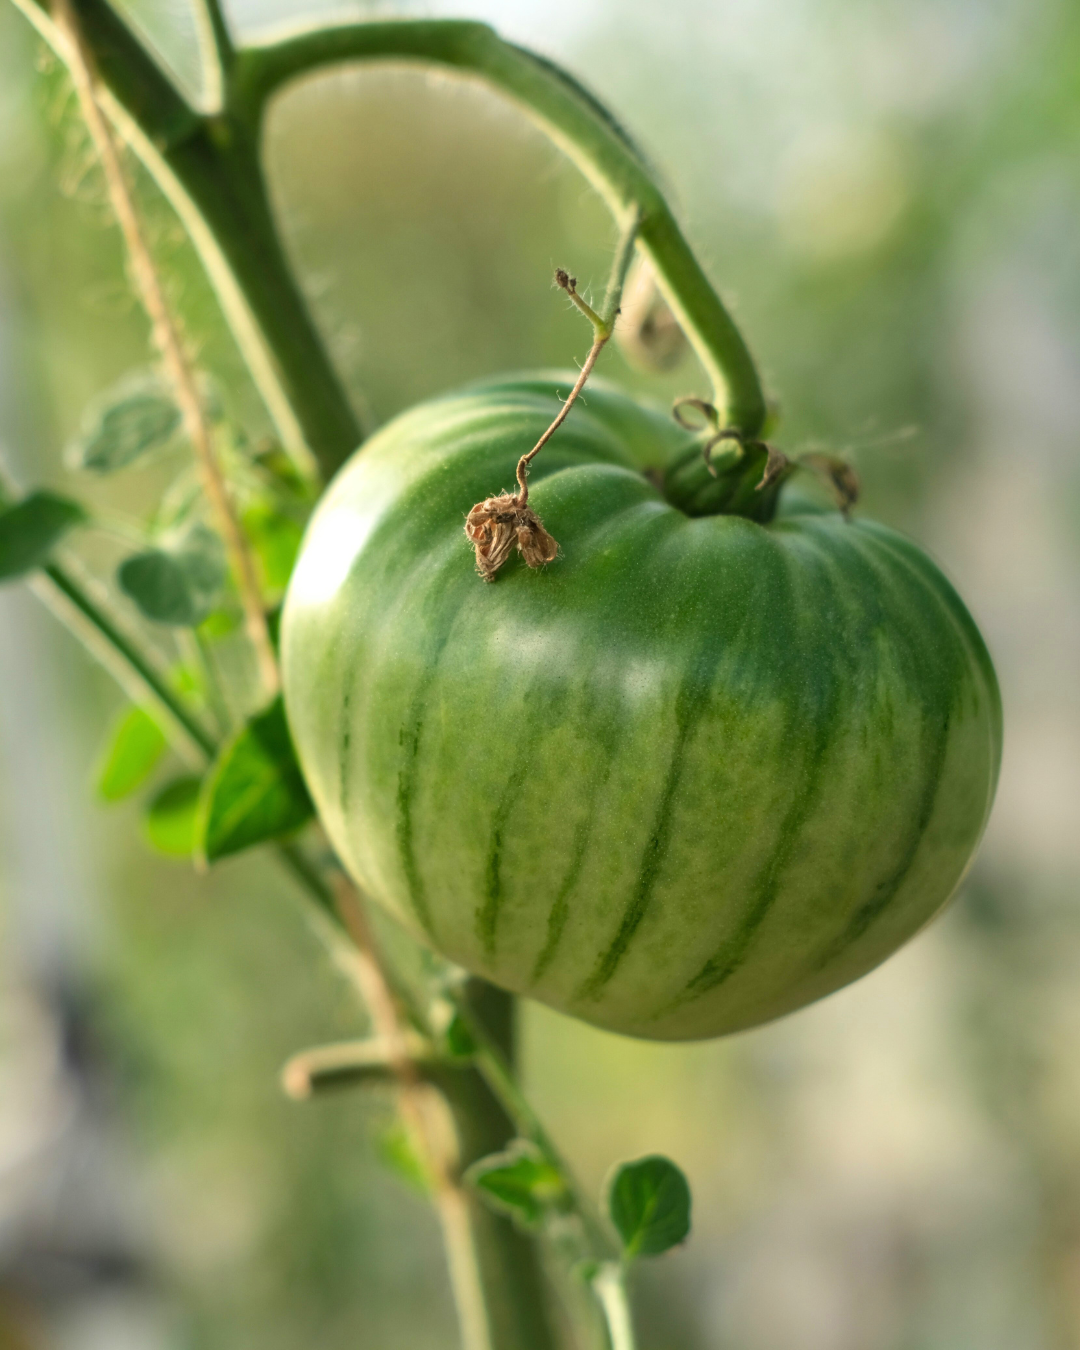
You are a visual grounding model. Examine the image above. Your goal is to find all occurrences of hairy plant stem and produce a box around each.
[331,878,497,1350]
[50,0,279,700]
[14,3,765,457]
[37,564,217,765]
[12,0,359,482]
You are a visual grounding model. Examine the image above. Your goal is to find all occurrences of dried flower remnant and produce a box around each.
[465,221,640,583]
[465,493,559,582]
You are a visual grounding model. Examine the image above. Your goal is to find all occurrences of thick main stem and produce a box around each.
[457,994,637,1350]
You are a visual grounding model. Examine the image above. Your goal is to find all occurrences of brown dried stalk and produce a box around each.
[467,213,640,582]
[51,0,279,698]
[331,877,493,1350]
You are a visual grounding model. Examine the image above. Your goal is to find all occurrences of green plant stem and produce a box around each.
[182,628,233,738]
[35,559,216,765]
[11,0,359,482]
[433,984,560,1350]
[602,207,642,330]
[192,0,234,99]
[11,3,766,460]
[233,18,767,435]
[592,1264,637,1350]
[454,991,639,1350]
[448,982,642,1350]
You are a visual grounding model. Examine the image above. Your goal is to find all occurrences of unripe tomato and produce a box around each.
[282,376,1001,1040]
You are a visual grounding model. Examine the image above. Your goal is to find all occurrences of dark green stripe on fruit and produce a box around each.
[531,687,622,985]
[337,683,353,819]
[477,758,531,957]
[817,706,951,966]
[531,812,592,984]
[576,635,728,1002]
[678,698,836,1005]
[396,706,434,936]
[394,600,468,940]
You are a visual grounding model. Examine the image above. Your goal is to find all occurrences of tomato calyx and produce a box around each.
[667,396,859,522]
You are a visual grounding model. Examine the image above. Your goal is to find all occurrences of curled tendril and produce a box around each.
[672,396,720,432]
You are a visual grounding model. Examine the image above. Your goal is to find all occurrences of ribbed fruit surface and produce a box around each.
[282,376,1001,1040]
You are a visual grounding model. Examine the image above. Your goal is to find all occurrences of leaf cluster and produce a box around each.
[2,362,318,868]
[467,1142,691,1261]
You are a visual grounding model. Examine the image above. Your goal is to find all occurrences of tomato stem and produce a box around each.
[229,19,768,437]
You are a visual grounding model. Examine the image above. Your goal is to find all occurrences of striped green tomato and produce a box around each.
[281,376,1001,1041]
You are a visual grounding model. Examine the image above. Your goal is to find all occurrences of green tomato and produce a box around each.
[281,376,1001,1041]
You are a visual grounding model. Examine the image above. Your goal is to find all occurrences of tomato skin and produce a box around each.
[282,376,1001,1041]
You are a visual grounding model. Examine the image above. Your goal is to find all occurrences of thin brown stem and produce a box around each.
[516,212,639,505]
[331,878,494,1350]
[50,0,279,701]
[515,318,607,504]
[465,212,641,580]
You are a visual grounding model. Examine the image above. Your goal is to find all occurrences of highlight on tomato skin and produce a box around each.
[281,374,1003,1042]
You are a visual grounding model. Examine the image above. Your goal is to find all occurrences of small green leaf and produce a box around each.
[69,372,183,473]
[95,705,168,802]
[195,697,313,864]
[243,500,305,594]
[118,523,225,627]
[606,1155,691,1258]
[0,491,87,580]
[465,1141,567,1230]
[144,775,202,857]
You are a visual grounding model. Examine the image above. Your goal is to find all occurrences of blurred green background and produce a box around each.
[1,0,1079,1347]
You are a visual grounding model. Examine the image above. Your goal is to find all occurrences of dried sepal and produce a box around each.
[756,443,791,490]
[797,453,860,517]
[465,492,559,582]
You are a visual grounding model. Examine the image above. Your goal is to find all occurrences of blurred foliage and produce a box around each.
[1,0,1080,1348]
